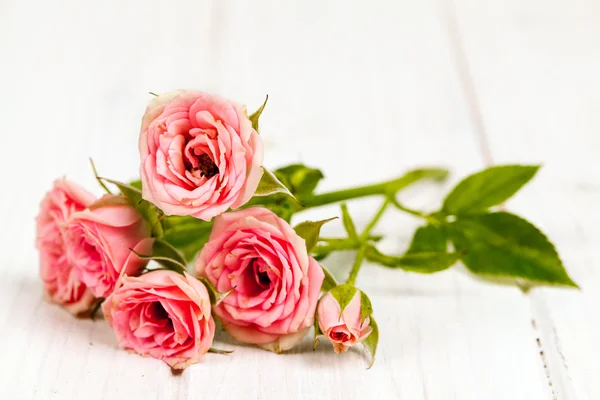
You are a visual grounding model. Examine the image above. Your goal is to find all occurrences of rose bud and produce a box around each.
[102,270,215,370]
[195,207,324,352]
[65,195,154,298]
[36,179,97,315]
[317,290,373,354]
[139,90,263,221]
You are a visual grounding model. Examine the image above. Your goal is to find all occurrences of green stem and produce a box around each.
[312,197,390,261]
[391,199,428,219]
[391,199,440,224]
[360,199,390,240]
[299,167,448,209]
[313,239,362,258]
[364,245,397,267]
[89,158,112,194]
[320,235,383,243]
[347,245,367,285]
[345,199,391,285]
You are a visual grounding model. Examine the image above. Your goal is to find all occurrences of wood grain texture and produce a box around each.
[0,0,597,399]
[453,1,600,398]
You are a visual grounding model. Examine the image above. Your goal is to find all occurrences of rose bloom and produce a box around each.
[195,207,324,352]
[139,90,263,221]
[36,179,97,315]
[317,291,373,354]
[102,270,215,369]
[65,195,154,298]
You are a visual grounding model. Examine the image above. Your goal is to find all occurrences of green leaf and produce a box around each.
[363,317,379,369]
[130,180,143,191]
[313,253,327,262]
[150,239,188,273]
[197,277,235,306]
[100,177,142,203]
[99,177,164,237]
[359,290,373,324]
[328,284,358,313]
[448,212,578,287]
[249,95,268,132]
[161,216,213,262]
[320,264,338,292]
[443,165,540,215]
[274,164,324,196]
[254,167,300,204]
[340,203,358,240]
[130,250,186,276]
[161,215,202,230]
[367,246,460,273]
[294,217,337,252]
[406,224,447,254]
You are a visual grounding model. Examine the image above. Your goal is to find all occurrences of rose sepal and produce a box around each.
[90,161,164,237]
[254,167,300,204]
[197,277,235,306]
[248,95,268,132]
[294,217,337,252]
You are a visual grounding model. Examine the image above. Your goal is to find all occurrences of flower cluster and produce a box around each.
[36,91,377,370]
[36,90,577,371]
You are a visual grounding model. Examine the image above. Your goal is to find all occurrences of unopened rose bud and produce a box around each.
[317,290,372,354]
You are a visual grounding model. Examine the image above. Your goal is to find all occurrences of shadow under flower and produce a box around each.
[212,321,360,366]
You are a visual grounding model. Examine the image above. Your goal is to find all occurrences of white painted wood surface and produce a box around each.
[0,0,598,398]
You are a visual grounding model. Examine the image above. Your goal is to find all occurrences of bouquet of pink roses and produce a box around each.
[36,90,577,371]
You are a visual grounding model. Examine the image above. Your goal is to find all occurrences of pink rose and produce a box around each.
[102,270,215,369]
[317,291,373,354]
[195,207,325,352]
[65,195,154,298]
[139,90,264,221]
[36,179,97,315]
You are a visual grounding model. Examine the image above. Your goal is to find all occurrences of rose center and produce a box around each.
[194,153,219,178]
[253,261,271,288]
[330,331,350,342]
[152,302,172,327]
[256,269,270,286]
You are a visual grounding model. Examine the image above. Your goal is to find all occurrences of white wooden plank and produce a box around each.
[0,268,551,400]
[452,0,600,398]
